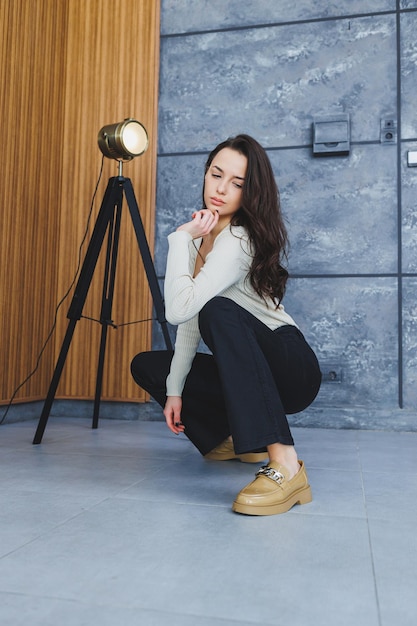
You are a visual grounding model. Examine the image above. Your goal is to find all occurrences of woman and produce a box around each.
[131,134,321,516]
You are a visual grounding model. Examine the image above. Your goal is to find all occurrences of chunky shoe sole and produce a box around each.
[232,484,312,515]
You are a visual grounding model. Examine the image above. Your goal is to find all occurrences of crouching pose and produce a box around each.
[131,134,321,516]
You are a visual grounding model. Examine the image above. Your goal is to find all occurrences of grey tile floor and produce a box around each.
[0,417,416,626]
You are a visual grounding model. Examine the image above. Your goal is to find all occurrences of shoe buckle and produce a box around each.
[256,465,285,484]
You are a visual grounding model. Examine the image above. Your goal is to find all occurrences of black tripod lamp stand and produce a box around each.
[33,119,172,444]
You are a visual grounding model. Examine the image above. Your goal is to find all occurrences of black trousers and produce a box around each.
[131,297,321,456]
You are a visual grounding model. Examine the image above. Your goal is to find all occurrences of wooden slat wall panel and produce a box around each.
[55,0,160,401]
[0,0,160,404]
[0,1,68,402]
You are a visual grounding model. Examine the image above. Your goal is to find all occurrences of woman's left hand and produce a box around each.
[177,209,219,239]
[163,396,184,435]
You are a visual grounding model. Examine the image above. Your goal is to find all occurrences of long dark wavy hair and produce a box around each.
[203,134,289,304]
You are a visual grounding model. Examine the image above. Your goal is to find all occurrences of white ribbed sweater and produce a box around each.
[164,225,296,396]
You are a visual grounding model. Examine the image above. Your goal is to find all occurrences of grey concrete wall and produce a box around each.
[154,1,417,430]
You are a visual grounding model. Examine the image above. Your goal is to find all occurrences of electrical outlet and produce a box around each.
[380,118,397,144]
[321,364,343,384]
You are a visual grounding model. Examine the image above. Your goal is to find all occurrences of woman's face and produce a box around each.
[204,147,247,223]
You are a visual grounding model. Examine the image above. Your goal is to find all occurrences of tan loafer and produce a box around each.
[204,439,268,463]
[232,460,312,515]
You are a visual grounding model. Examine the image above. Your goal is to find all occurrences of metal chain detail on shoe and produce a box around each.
[256,465,285,484]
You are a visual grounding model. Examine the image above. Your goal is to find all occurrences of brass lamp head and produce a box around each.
[97,118,149,161]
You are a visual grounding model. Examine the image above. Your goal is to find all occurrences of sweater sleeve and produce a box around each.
[164,227,250,325]
[165,315,201,397]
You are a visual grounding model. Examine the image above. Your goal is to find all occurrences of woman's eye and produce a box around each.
[212,173,221,178]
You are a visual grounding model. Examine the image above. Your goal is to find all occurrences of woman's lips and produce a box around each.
[210,197,225,206]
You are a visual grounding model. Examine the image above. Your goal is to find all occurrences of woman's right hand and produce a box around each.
[177,209,219,239]
[163,396,185,435]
